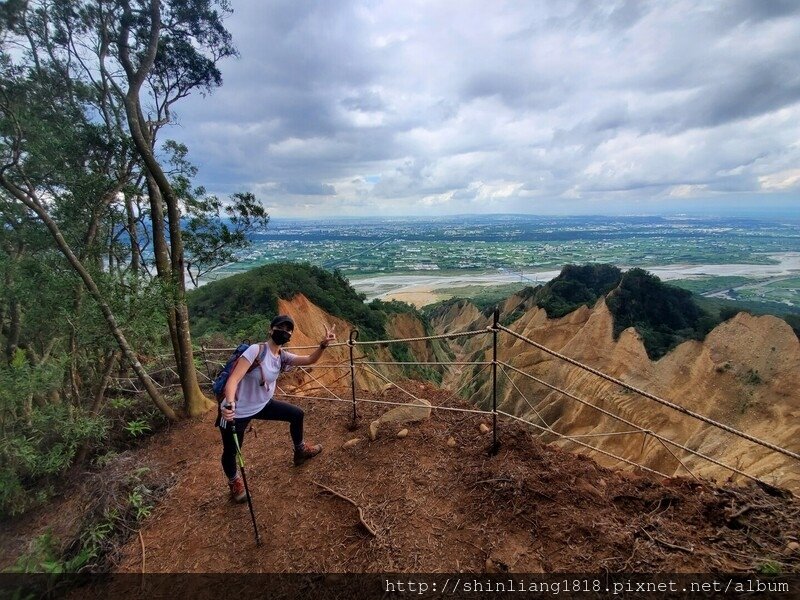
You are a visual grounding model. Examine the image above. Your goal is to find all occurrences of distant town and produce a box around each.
[204,215,800,309]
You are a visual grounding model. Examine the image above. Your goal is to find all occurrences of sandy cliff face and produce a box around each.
[276,294,381,394]
[276,292,799,492]
[385,313,435,363]
[439,299,800,492]
[276,294,438,396]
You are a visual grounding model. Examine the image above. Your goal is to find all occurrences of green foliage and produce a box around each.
[604,268,713,359]
[0,353,109,517]
[188,263,389,341]
[5,530,90,574]
[128,484,153,520]
[534,264,623,318]
[123,418,151,438]
[7,468,158,574]
[757,560,781,575]
[516,264,730,360]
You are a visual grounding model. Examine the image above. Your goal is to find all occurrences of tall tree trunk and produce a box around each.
[146,173,180,355]
[125,193,141,276]
[119,5,212,416]
[164,177,210,416]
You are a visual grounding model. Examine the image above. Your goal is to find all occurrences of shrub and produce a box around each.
[0,353,109,517]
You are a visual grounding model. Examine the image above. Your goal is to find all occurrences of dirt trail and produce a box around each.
[3,383,799,576]
[106,384,799,573]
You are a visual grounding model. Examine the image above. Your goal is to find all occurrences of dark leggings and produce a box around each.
[220,399,304,479]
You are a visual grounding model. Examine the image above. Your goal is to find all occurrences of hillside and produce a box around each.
[3,266,800,581]
[428,264,726,360]
[433,297,800,493]
[4,383,797,578]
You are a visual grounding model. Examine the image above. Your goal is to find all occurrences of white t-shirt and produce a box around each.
[232,343,299,419]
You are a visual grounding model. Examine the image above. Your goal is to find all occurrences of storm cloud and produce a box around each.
[169,0,800,216]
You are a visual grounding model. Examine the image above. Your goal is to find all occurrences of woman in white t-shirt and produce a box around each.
[219,314,336,502]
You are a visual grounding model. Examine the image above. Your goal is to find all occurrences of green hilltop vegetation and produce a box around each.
[190,261,800,363]
[187,262,416,341]
[187,263,452,384]
[428,264,800,360]
[186,263,446,383]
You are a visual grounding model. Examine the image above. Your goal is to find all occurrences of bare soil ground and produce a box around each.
[3,382,799,576]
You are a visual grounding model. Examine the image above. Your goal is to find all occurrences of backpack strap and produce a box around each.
[251,343,268,368]
[245,343,268,387]
[278,348,291,373]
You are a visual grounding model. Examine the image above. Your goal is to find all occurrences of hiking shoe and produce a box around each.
[293,442,323,466]
[228,475,246,503]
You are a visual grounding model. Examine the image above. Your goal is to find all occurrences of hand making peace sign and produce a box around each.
[320,323,336,348]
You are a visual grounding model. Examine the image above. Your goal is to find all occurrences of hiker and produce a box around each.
[219,314,336,502]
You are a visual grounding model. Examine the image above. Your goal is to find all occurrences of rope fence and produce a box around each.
[128,314,796,492]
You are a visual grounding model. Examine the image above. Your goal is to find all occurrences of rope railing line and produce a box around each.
[354,329,489,346]
[358,364,426,404]
[498,364,552,431]
[497,410,671,479]
[498,365,657,451]
[200,327,484,354]
[196,370,213,383]
[360,397,495,415]
[497,323,800,463]
[108,386,142,394]
[275,391,497,416]
[499,361,774,487]
[565,430,648,440]
[283,342,349,350]
[291,367,353,396]
[286,364,352,369]
[355,360,492,366]
[116,316,790,491]
[501,361,651,438]
[200,342,348,352]
[297,366,348,403]
[275,393,353,405]
[450,362,493,400]
[110,365,178,380]
[655,436,700,482]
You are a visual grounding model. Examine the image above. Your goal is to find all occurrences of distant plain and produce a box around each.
[207,215,800,309]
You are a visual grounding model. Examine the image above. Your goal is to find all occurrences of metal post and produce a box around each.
[348,329,360,429]
[490,307,500,455]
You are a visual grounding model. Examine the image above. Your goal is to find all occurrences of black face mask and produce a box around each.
[271,329,291,345]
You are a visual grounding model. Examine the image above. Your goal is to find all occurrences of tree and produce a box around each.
[1,0,258,419]
[184,190,270,288]
[110,0,238,415]
[0,13,177,418]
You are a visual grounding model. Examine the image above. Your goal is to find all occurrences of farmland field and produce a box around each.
[201,214,800,310]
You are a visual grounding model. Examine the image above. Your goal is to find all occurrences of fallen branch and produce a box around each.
[641,528,693,553]
[473,478,513,486]
[139,530,146,575]
[312,481,377,537]
[727,505,754,521]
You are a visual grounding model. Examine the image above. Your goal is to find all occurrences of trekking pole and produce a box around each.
[222,404,262,547]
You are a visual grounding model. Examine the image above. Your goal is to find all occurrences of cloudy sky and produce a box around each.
[168,0,800,218]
